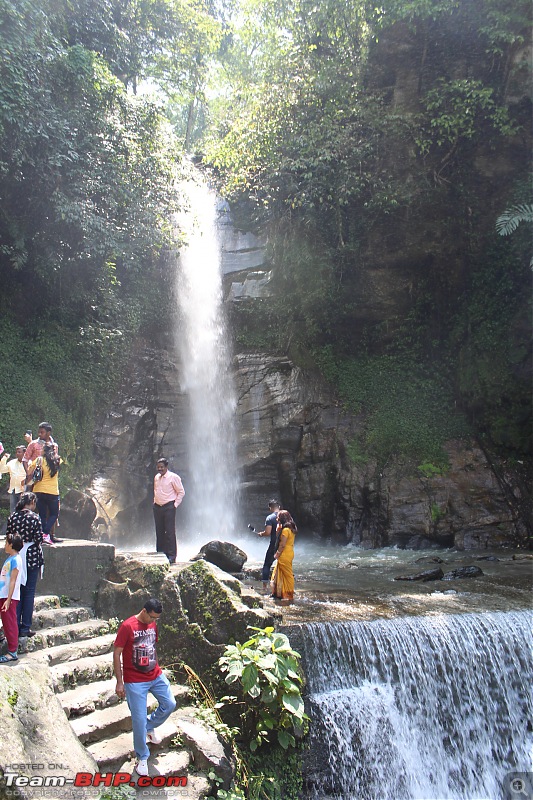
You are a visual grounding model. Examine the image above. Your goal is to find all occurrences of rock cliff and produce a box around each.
[87,340,525,550]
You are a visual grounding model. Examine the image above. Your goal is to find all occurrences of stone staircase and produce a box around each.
[15,596,217,799]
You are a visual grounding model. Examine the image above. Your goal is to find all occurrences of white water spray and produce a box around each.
[298,610,532,800]
[175,180,239,540]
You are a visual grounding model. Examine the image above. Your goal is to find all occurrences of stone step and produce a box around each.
[51,652,115,693]
[87,710,191,773]
[33,595,61,612]
[21,621,112,656]
[118,751,210,799]
[37,631,116,665]
[31,605,93,630]
[60,678,119,718]
[71,685,191,743]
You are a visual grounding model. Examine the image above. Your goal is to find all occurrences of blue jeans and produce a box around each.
[18,565,39,635]
[124,672,176,760]
[35,493,59,537]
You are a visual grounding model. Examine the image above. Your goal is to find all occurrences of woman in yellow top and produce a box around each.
[270,510,297,603]
[28,443,62,545]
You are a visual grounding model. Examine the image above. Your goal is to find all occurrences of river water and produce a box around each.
[235,539,532,800]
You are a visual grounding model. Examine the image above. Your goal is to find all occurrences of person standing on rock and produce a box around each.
[153,458,185,564]
[113,598,177,777]
[256,499,281,590]
[7,492,45,639]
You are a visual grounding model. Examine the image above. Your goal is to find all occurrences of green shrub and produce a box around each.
[218,626,308,752]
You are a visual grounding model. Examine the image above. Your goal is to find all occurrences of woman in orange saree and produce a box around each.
[270,510,297,603]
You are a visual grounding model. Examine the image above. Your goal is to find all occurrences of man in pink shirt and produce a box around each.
[23,423,56,469]
[153,458,185,564]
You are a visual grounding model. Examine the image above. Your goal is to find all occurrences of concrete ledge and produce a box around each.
[37,540,115,605]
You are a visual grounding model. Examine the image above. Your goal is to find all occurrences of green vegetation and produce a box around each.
[185,628,306,799]
[0,0,530,484]
[316,349,470,468]
[218,626,308,752]
[0,0,213,478]
[203,0,531,462]
[7,688,19,708]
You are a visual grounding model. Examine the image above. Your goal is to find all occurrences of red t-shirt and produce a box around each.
[114,615,162,683]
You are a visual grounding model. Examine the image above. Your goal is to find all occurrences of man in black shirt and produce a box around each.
[257,499,281,590]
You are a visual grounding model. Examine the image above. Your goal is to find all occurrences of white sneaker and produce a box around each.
[146,728,162,744]
[135,759,149,776]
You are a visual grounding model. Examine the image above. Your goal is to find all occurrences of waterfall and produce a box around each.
[296,610,532,800]
[175,180,239,539]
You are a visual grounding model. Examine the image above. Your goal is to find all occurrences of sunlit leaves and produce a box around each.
[218,626,308,752]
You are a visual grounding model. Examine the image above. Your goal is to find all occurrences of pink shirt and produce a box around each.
[154,470,185,508]
[23,437,56,464]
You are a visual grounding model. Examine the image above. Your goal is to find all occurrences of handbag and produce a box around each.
[29,456,43,486]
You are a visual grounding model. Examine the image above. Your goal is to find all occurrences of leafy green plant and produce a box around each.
[496,204,533,236]
[59,595,71,607]
[418,462,446,479]
[496,204,533,268]
[218,626,308,752]
[430,503,445,523]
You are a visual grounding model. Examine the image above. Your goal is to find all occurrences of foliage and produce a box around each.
[496,203,533,268]
[203,0,531,469]
[417,79,515,176]
[218,626,308,752]
[0,0,219,486]
[496,203,533,236]
[418,462,447,479]
[317,348,470,469]
[451,242,532,454]
[183,663,272,799]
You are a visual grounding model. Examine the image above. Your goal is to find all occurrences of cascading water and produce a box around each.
[296,610,532,800]
[175,180,239,539]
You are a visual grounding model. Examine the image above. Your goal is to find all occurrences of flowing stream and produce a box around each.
[175,180,239,539]
[294,609,532,800]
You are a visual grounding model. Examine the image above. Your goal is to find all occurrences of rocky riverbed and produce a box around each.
[238,541,532,625]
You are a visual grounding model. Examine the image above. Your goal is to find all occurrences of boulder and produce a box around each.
[394,568,444,582]
[442,566,484,580]
[0,661,99,799]
[58,489,98,539]
[177,560,278,646]
[176,716,235,789]
[192,541,248,573]
[414,556,445,564]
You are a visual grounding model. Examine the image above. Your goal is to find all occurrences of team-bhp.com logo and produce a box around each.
[1,769,188,790]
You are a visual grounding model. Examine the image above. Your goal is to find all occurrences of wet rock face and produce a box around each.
[89,342,523,551]
[234,353,522,549]
[87,338,189,544]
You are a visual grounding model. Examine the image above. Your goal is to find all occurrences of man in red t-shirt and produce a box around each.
[113,598,176,776]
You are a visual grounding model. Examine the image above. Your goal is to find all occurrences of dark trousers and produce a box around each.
[153,502,177,563]
[18,565,39,636]
[262,536,277,582]
[35,492,60,537]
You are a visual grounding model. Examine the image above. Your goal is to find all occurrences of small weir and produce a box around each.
[295,610,532,800]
